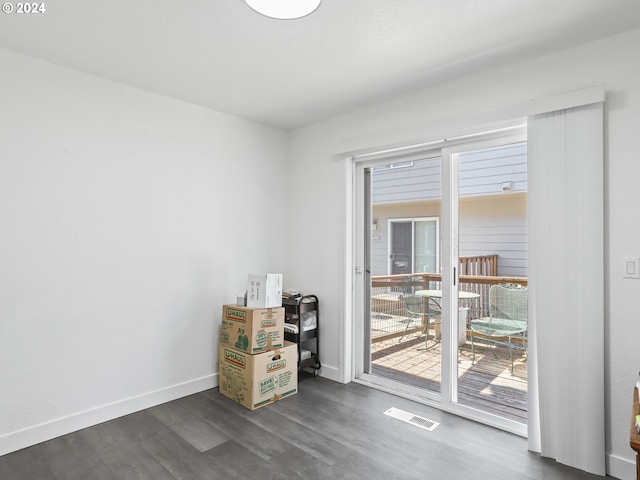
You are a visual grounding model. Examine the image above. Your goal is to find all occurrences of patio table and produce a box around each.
[415,290,480,343]
[415,290,480,301]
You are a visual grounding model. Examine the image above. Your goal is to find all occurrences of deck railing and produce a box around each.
[370,270,527,341]
[459,254,498,276]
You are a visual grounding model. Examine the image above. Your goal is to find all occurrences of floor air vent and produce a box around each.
[383,407,439,431]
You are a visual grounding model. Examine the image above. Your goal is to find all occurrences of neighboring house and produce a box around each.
[370,142,527,278]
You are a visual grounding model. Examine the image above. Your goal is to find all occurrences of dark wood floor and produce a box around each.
[1,373,603,480]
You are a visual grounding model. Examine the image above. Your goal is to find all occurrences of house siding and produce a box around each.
[459,194,527,277]
[372,143,526,204]
[459,143,527,197]
[372,158,441,204]
[371,143,527,277]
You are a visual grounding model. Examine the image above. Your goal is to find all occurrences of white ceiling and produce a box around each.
[2,0,640,130]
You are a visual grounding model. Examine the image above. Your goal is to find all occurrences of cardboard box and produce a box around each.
[247,273,283,308]
[220,304,285,353]
[218,342,298,410]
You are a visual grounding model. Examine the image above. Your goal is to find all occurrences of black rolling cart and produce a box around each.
[282,294,321,376]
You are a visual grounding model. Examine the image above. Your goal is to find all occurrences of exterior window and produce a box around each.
[388,218,439,275]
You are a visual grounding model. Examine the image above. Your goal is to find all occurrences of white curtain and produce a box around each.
[527,102,605,475]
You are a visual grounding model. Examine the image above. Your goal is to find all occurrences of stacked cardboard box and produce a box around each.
[218,303,298,410]
[220,305,285,353]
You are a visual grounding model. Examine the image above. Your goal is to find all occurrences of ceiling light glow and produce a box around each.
[245,0,322,20]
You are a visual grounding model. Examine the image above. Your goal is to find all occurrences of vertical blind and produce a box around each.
[527,102,605,475]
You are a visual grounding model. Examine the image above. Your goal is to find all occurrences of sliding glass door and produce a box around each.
[358,153,444,398]
[353,130,528,436]
[443,140,529,430]
[453,142,528,424]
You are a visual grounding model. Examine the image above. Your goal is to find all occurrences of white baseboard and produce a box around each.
[607,452,634,480]
[0,374,218,457]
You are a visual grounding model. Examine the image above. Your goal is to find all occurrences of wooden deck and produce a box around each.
[370,331,527,423]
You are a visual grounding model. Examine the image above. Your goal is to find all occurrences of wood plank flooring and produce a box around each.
[0,374,603,479]
[371,332,528,423]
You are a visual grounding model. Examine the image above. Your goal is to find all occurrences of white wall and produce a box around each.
[287,28,640,479]
[0,49,288,455]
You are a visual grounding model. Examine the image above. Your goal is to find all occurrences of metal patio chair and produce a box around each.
[401,294,442,349]
[470,283,528,374]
